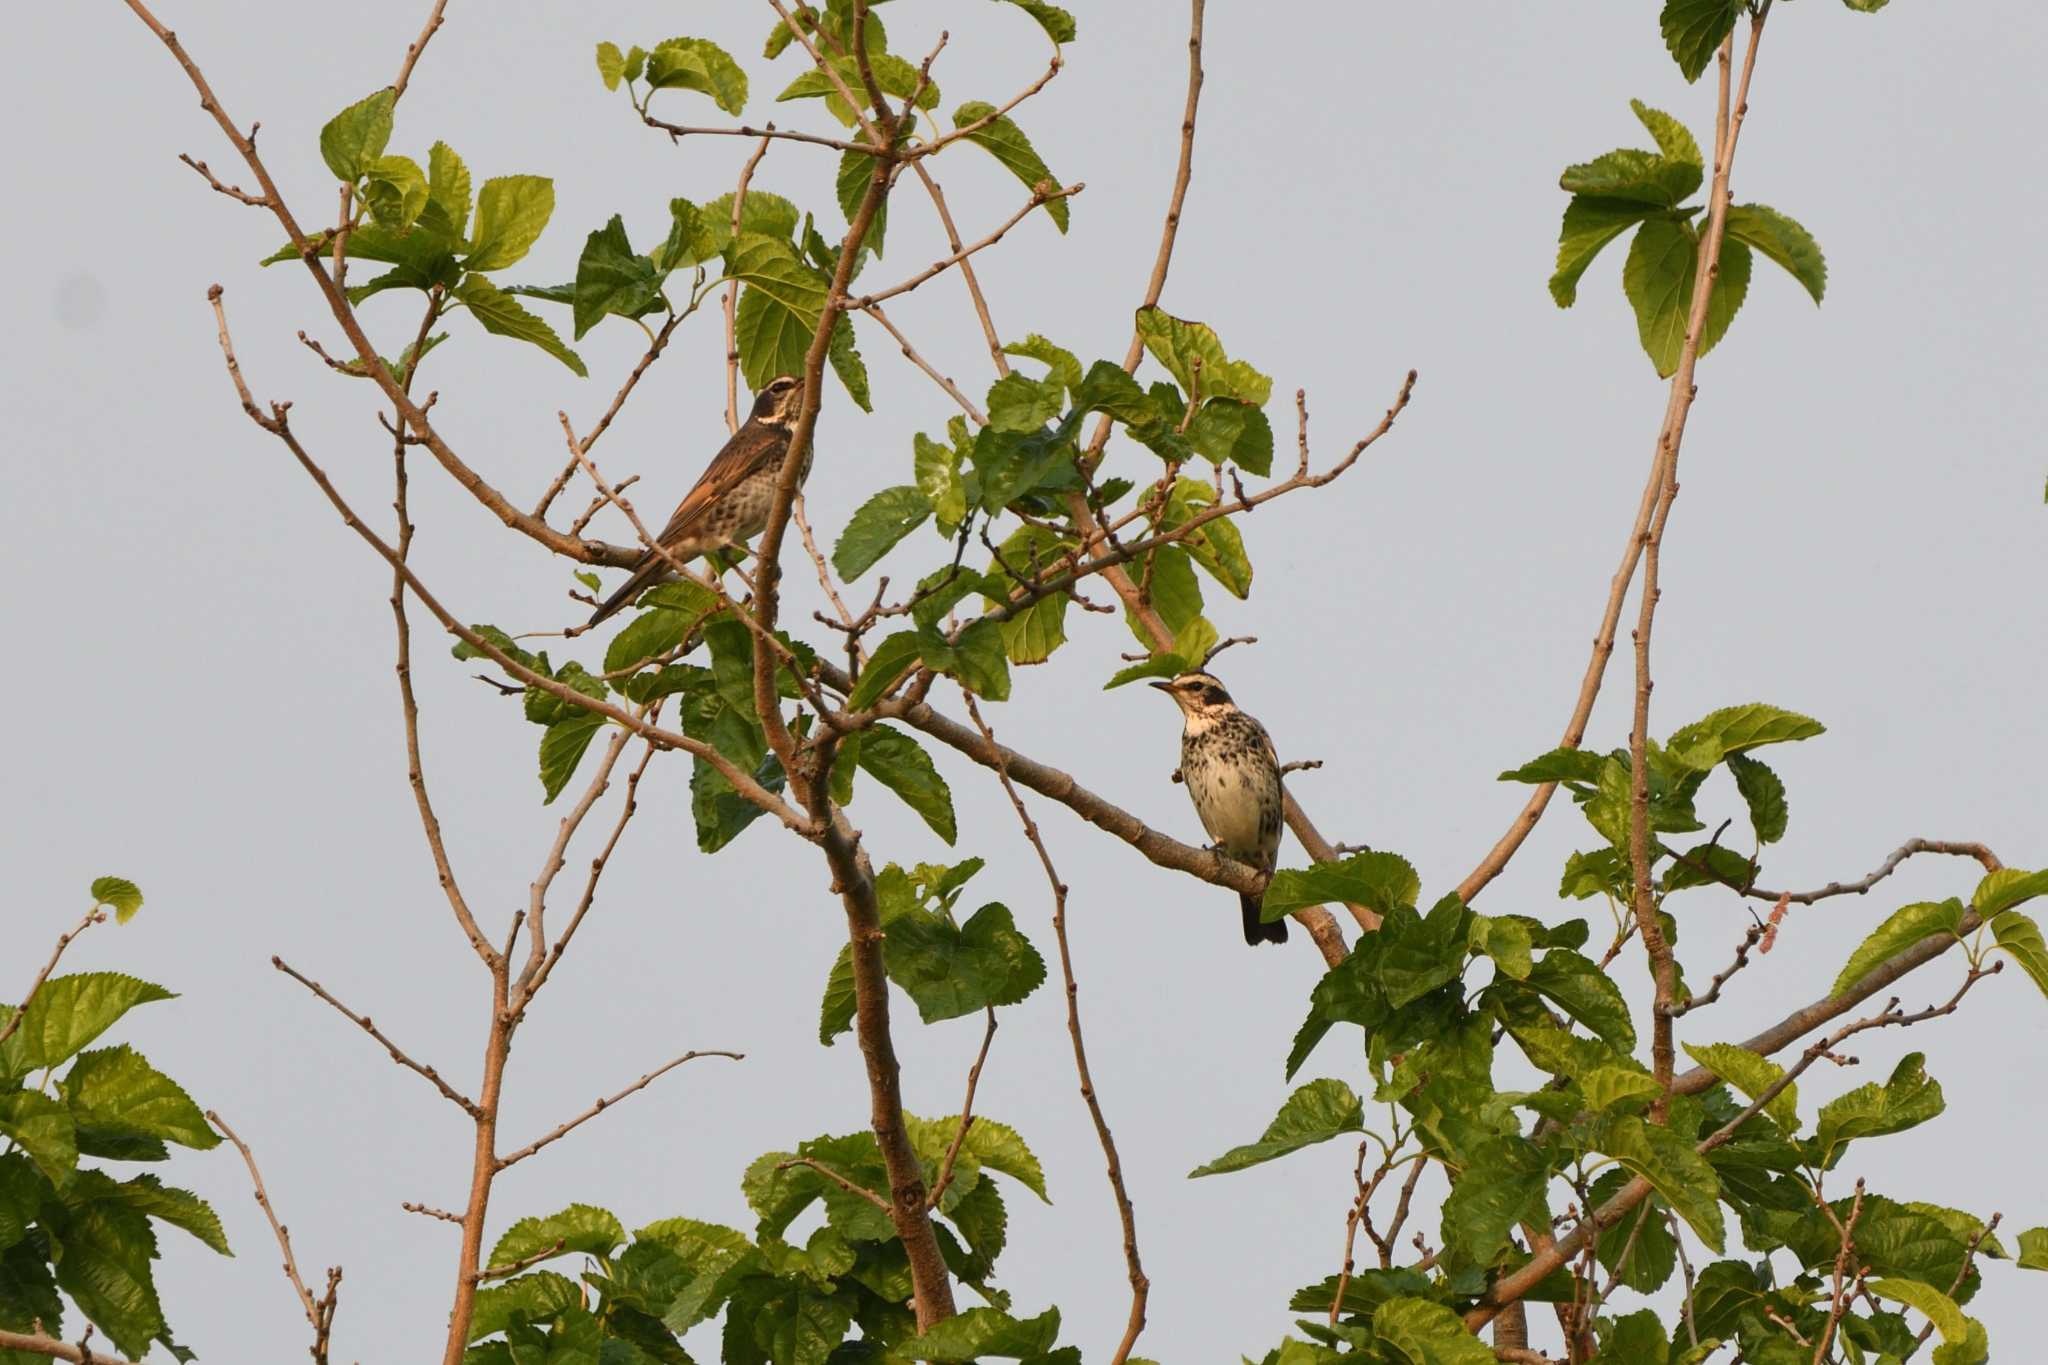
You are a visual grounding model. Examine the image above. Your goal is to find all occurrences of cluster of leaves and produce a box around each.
[831,309,1270,701]
[263,90,584,376]
[0,881,232,1362]
[1548,99,1825,377]
[463,1116,1073,1363]
[1198,709,2048,1361]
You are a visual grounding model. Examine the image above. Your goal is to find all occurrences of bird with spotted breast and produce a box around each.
[587,374,814,627]
[1150,670,1289,946]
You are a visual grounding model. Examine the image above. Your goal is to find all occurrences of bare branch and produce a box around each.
[495,1050,742,1170]
[403,1201,464,1224]
[927,1009,997,1210]
[724,134,775,433]
[960,693,1149,1362]
[271,957,482,1117]
[391,0,451,100]
[209,1111,343,1363]
[0,906,105,1050]
[0,1332,139,1365]
[855,182,1085,309]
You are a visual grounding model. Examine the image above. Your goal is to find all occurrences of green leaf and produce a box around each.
[2018,1227,2048,1270]
[651,196,717,272]
[909,1112,1048,1203]
[362,154,428,230]
[1550,196,1657,308]
[1683,1042,1798,1133]
[845,631,923,710]
[986,373,1065,434]
[60,1046,219,1150]
[571,216,663,340]
[1831,899,1965,997]
[949,103,1069,233]
[1726,752,1788,844]
[1589,1170,1679,1294]
[1988,909,2048,1001]
[1002,335,1082,397]
[835,146,888,257]
[1188,1079,1363,1177]
[1813,1052,1944,1168]
[727,234,829,390]
[817,945,857,1046]
[1378,897,1471,1009]
[1499,748,1607,785]
[1133,307,1270,405]
[1559,148,1701,208]
[72,1172,229,1256]
[829,313,872,413]
[90,877,144,924]
[834,486,932,580]
[1661,0,1744,83]
[707,190,801,245]
[0,973,175,1078]
[1184,399,1274,476]
[0,1090,76,1184]
[1631,99,1704,168]
[1373,1297,1498,1365]
[489,1205,626,1271]
[1725,204,1826,304]
[538,713,606,804]
[1841,0,1892,10]
[1624,217,1752,377]
[646,36,749,114]
[1867,1278,1968,1346]
[854,724,956,843]
[1161,478,1254,599]
[913,433,968,533]
[603,583,720,675]
[318,88,395,181]
[1442,1135,1550,1262]
[1582,1065,1662,1113]
[1598,1114,1725,1251]
[455,275,586,376]
[885,902,1045,1022]
[1264,850,1421,922]
[994,586,1070,666]
[1468,914,1533,980]
[466,175,556,272]
[595,41,626,90]
[46,1199,162,1356]
[1666,703,1826,772]
[1522,949,1636,1050]
[1973,866,2048,916]
[995,0,1077,44]
[910,1306,1060,1361]
[1662,842,1755,892]
[427,142,473,239]
[779,53,940,122]
[470,1270,583,1342]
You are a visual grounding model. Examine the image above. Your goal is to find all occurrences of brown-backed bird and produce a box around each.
[587,375,812,626]
[1151,671,1289,946]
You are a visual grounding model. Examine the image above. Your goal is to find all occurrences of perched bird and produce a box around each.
[587,375,813,626]
[1150,671,1289,946]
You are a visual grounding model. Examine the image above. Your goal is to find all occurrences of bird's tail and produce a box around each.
[1241,892,1288,946]
[587,562,659,627]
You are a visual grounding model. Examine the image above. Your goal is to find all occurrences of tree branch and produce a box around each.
[495,1050,742,1170]
[208,1111,342,1364]
[0,906,105,1050]
[271,957,482,1118]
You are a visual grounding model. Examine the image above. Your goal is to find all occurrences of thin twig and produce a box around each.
[403,1202,463,1224]
[776,1157,890,1211]
[928,1010,997,1209]
[473,1241,565,1284]
[271,957,482,1117]
[208,1112,343,1363]
[0,907,105,1049]
[961,691,1149,1363]
[725,134,774,433]
[495,1050,741,1170]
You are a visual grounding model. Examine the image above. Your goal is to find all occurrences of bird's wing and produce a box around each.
[634,421,791,566]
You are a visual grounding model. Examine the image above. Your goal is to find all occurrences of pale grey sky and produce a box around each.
[7,2,2045,1360]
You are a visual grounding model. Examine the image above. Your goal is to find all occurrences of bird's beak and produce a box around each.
[1147,680,1175,694]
